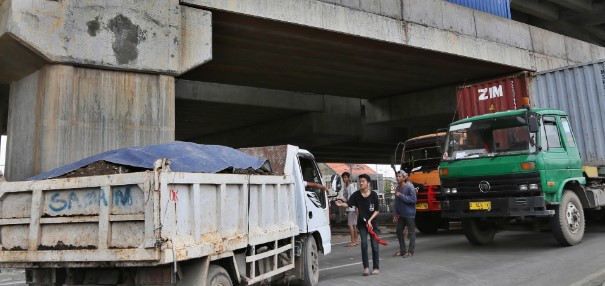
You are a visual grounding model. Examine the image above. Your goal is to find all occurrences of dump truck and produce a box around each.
[400,133,449,234]
[0,144,333,286]
[439,101,605,246]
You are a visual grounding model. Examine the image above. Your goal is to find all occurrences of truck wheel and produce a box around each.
[551,190,585,246]
[301,235,319,286]
[461,218,496,245]
[416,214,439,234]
[206,265,232,286]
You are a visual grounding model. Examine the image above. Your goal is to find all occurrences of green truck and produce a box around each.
[439,105,605,246]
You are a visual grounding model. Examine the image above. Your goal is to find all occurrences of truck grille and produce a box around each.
[441,172,541,198]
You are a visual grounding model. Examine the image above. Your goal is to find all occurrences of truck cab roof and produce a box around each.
[451,108,568,125]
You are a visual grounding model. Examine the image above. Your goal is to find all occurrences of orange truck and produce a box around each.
[400,133,449,233]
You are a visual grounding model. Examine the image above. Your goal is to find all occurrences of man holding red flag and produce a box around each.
[335,173,381,276]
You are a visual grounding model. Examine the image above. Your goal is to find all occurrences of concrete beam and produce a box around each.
[548,0,592,13]
[192,96,363,148]
[511,0,560,21]
[175,80,324,111]
[184,0,538,71]
[6,65,175,180]
[0,0,211,82]
[365,86,457,125]
[560,3,605,24]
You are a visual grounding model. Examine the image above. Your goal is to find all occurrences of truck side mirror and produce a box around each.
[527,113,539,133]
[330,175,342,192]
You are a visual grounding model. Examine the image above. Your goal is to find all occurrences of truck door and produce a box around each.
[297,155,330,231]
[559,117,582,177]
[541,116,569,193]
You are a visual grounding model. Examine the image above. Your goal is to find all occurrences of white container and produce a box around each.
[0,167,297,267]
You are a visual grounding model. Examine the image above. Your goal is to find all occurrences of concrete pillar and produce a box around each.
[6,65,175,180]
[0,84,8,135]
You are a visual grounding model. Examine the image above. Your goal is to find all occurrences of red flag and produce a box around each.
[367,222,388,246]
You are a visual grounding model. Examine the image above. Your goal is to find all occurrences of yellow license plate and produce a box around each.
[416,203,428,210]
[469,201,491,210]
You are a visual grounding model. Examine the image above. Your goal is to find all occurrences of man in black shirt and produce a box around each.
[335,173,380,276]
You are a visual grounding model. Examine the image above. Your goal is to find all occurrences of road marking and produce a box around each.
[570,267,605,286]
[320,259,384,272]
[332,235,396,245]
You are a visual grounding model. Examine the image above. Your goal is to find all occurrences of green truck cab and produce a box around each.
[439,107,605,246]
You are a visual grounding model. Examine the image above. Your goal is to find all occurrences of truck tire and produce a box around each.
[551,190,585,246]
[301,235,319,286]
[206,265,232,286]
[415,213,439,234]
[461,218,496,245]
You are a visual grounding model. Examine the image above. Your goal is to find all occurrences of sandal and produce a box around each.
[344,242,354,247]
[393,251,404,257]
[403,252,414,258]
[372,269,380,275]
[362,268,370,276]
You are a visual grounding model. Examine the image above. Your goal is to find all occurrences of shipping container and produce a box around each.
[447,0,511,19]
[456,72,531,119]
[531,60,605,166]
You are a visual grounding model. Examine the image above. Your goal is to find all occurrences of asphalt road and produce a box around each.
[3,221,605,286]
[320,221,605,286]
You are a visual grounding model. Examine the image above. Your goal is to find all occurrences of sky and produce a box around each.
[0,135,5,173]
[368,164,396,179]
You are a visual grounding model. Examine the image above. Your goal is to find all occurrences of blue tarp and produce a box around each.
[28,141,271,180]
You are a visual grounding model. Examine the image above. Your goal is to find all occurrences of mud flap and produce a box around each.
[177,256,210,286]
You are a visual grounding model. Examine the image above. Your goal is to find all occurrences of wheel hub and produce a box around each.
[565,202,581,234]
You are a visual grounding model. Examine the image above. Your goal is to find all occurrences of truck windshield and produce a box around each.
[444,115,537,160]
[403,146,441,172]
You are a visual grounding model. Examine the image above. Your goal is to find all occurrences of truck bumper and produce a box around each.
[441,196,554,218]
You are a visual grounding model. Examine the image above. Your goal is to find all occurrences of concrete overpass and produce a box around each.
[1,0,604,179]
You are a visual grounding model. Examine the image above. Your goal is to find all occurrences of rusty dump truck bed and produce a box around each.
[0,164,298,268]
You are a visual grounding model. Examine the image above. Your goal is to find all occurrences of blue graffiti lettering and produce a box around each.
[68,192,80,209]
[48,188,110,212]
[100,189,108,207]
[114,187,133,206]
[49,193,68,212]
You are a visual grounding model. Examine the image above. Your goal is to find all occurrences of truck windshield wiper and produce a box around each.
[490,151,528,159]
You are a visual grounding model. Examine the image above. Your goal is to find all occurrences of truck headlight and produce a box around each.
[444,188,451,194]
[451,188,458,194]
[529,183,539,190]
[519,184,528,191]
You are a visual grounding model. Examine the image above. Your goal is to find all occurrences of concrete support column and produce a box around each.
[6,65,175,180]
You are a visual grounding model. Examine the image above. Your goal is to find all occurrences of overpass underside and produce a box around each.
[175,9,521,163]
[1,0,604,179]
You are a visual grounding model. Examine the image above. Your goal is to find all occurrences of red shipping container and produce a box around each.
[456,72,531,119]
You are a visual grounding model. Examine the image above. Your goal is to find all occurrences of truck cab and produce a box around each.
[439,107,605,246]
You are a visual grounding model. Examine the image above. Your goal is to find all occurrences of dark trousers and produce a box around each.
[396,217,416,253]
[358,222,379,269]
